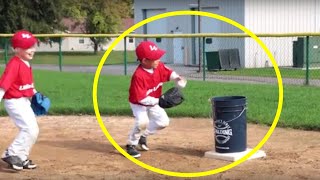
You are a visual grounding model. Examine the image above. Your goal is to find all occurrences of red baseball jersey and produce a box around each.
[0,56,35,99]
[129,62,173,105]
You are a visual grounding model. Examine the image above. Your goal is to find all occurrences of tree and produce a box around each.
[0,0,64,48]
[63,0,132,53]
[0,0,64,33]
[122,0,134,18]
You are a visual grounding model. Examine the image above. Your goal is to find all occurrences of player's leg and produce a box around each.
[3,98,39,170]
[145,105,170,134]
[126,103,149,158]
[139,105,170,151]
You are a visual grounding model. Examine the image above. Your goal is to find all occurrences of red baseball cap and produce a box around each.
[136,41,166,61]
[11,30,37,49]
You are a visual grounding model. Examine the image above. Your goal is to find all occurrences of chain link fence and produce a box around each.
[1,33,320,86]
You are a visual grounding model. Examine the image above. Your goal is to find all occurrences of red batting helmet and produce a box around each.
[11,30,37,49]
[136,41,166,61]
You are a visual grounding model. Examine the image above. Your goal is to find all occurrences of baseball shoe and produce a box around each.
[126,145,141,158]
[1,156,23,171]
[138,136,149,151]
[22,159,37,169]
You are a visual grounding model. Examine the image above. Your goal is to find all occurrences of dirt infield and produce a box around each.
[0,116,319,180]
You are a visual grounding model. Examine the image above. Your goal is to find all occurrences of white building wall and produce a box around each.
[36,37,135,52]
[135,0,320,67]
[244,0,319,67]
[36,38,70,52]
[102,37,136,51]
[134,0,245,65]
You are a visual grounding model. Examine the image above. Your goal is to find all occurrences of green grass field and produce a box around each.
[1,51,319,80]
[0,69,317,131]
[0,51,137,65]
[210,67,320,79]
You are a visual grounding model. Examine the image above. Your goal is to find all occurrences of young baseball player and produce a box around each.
[0,30,39,170]
[126,41,186,158]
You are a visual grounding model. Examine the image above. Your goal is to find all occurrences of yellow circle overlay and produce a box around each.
[93,11,283,178]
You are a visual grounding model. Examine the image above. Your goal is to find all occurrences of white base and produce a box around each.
[204,148,266,162]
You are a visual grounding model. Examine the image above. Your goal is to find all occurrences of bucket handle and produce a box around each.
[224,107,247,123]
[209,107,247,123]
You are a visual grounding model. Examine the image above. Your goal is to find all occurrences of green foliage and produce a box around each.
[62,0,132,53]
[123,0,134,18]
[0,0,133,52]
[0,0,65,48]
[0,0,64,33]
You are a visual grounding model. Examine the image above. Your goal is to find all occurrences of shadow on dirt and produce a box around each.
[155,146,206,157]
[38,140,114,153]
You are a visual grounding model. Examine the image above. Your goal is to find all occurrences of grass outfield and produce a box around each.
[1,51,318,80]
[210,67,320,79]
[0,51,137,65]
[0,69,318,131]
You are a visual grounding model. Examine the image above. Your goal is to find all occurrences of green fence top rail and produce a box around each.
[1,32,320,38]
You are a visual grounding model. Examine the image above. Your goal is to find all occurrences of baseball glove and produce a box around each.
[159,87,184,108]
[31,92,51,116]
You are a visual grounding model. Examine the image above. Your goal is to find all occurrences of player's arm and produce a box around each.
[162,63,187,88]
[0,88,5,102]
[0,62,19,102]
[171,73,187,88]
[170,71,180,81]
[160,62,183,80]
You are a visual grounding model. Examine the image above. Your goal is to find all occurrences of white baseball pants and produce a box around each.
[127,103,170,146]
[3,97,39,161]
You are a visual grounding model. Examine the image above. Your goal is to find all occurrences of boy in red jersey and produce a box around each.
[126,41,186,158]
[0,30,39,170]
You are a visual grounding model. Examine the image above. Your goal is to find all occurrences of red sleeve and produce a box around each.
[0,61,19,90]
[159,62,173,82]
[129,75,147,102]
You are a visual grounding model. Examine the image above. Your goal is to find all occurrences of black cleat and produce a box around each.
[138,136,149,151]
[22,159,37,169]
[126,145,141,158]
[2,156,23,171]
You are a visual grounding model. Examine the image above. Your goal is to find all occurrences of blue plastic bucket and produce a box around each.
[212,96,247,153]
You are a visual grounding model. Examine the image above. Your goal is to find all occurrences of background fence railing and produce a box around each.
[1,33,320,86]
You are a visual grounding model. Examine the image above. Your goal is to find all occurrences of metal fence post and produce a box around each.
[58,37,62,72]
[202,37,206,81]
[4,38,9,64]
[124,36,127,76]
[305,36,310,85]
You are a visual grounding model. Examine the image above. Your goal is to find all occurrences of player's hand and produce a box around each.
[174,76,187,89]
